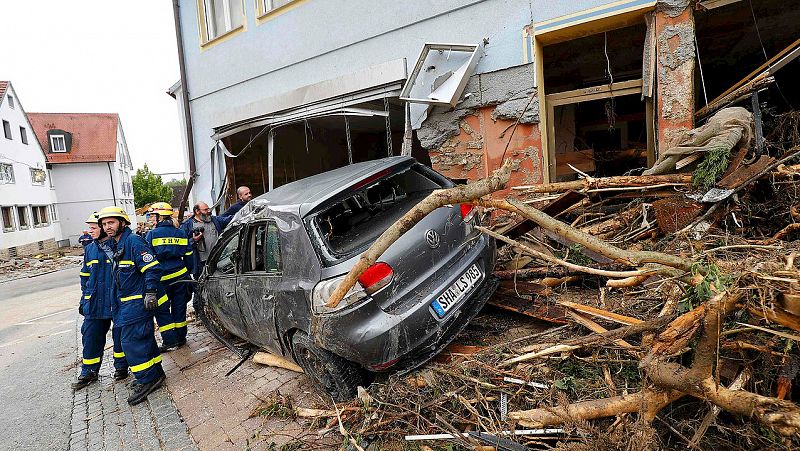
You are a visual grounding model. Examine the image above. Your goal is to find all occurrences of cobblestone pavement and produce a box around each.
[160,319,336,450]
[67,319,197,451]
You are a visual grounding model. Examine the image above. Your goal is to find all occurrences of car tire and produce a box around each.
[291,331,364,402]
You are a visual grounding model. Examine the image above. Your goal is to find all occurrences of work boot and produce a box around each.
[71,372,98,391]
[114,368,129,381]
[127,375,165,405]
[158,343,179,353]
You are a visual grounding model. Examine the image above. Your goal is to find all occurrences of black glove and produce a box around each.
[143,291,158,311]
[78,302,84,316]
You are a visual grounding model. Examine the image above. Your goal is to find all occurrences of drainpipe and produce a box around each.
[107,162,118,206]
[173,0,197,221]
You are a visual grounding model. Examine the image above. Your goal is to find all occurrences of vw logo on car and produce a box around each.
[425,229,440,249]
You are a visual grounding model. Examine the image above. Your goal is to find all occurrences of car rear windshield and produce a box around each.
[311,166,444,261]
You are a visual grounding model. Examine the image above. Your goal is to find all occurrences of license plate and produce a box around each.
[430,264,483,318]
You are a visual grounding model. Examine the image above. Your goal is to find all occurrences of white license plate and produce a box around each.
[430,264,483,318]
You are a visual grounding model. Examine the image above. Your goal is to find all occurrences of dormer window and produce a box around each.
[50,135,66,152]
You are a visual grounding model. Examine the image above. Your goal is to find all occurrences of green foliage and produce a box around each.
[131,164,174,209]
[554,376,576,391]
[679,262,732,313]
[693,145,732,190]
[562,244,593,266]
[165,178,187,188]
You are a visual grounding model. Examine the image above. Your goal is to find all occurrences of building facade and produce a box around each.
[0,81,62,258]
[27,113,137,246]
[171,0,798,208]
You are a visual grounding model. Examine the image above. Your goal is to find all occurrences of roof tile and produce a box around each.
[26,113,119,164]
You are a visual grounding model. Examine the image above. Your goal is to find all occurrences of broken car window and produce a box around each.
[312,167,442,260]
[214,233,239,275]
[247,222,281,273]
[266,222,281,272]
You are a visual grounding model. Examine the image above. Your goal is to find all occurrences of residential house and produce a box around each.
[0,81,62,259]
[170,0,799,210]
[27,113,137,246]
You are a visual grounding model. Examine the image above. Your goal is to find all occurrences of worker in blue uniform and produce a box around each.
[72,212,129,390]
[96,206,167,405]
[144,202,194,352]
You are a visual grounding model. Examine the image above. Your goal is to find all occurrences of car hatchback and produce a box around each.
[196,156,497,400]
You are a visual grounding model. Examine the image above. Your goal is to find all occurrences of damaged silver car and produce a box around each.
[195,156,498,400]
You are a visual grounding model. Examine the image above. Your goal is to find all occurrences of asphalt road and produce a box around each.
[0,267,82,451]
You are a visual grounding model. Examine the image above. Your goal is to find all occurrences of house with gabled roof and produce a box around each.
[0,81,63,259]
[27,112,138,246]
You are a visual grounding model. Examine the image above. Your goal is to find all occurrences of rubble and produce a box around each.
[0,251,83,283]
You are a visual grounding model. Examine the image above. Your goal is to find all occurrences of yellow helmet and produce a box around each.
[97,206,131,224]
[85,211,99,224]
[148,202,173,217]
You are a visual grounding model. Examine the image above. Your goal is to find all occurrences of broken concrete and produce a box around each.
[656,0,691,18]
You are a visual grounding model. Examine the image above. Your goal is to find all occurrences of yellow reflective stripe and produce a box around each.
[157,294,168,306]
[119,260,135,265]
[79,272,90,277]
[85,259,99,266]
[161,267,187,281]
[159,323,176,332]
[120,294,143,302]
[151,237,188,246]
[113,351,126,358]
[184,251,193,256]
[84,295,92,300]
[140,260,159,272]
[175,321,187,328]
[130,355,162,373]
[83,357,101,365]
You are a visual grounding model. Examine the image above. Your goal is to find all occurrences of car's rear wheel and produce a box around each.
[291,331,364,402]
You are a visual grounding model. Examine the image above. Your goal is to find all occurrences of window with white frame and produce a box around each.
[16,206,29,229]
[201,0,244,42]
[48,169,54,188]
[30,168,46,186]
[1,206,14,232]
[0,163,14,184]
[2,120,11,140]
[50,135,66,152]
[49,204,59,222]
[8,95,14,109]
[19,126,28,144]
[258,0,295,15]
[32,206,48,226]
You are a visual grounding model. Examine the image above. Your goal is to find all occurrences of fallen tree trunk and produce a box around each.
[512,174,692,194]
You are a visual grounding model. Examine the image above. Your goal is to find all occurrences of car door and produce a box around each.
[203,231,250,340]
[236,221,282,351]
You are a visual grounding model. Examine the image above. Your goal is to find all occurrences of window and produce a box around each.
[0,163,14,184]
[50,135,66,152]
[16,206,29,229]
[8,95,14,109]
[258,0,295,15]
[246,222,282,273]
[48,169,54,188]
[2,120,11,140]
[1,207,13,232]
[213,233,240,275]
[49,204,58,221]
[32,206,48,226]
[20,126,27,144]
[201,0,244,43]
[30,168,46,185]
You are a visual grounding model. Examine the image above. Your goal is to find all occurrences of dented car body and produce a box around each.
[196,156,497,398]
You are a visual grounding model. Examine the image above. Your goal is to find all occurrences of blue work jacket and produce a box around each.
[100,228,166,326]
[179,215,231,276]
[79,241,114,319]
[145,220,195,282]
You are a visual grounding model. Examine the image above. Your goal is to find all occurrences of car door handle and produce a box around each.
[225,292,235,298]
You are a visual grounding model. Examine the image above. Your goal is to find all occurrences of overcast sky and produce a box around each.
[2,1,185,180]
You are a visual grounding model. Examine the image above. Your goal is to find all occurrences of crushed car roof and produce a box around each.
[231,156,416,222]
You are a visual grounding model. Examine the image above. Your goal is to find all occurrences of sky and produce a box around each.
[1,1,185,180]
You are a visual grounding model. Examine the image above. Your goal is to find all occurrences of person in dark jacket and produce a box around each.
[97,206,167,405]
[72,212,129,390]
[78,230,93,247]
[145,202,194,352]
[179,202,229,279]
[221,186,252,218]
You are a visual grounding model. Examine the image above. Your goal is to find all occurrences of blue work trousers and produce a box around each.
[120,318,164,384]
[154,280,190,346]
[80,318,127,376]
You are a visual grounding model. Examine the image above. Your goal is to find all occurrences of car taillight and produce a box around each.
[358,262,393,294]
[460,203,476,222]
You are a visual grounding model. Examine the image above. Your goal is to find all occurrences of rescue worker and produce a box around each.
[96,206,167,405]
[144,202,194,352]
[72,212,129,390]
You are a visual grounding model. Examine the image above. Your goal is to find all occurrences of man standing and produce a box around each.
[221,186,252,218]
[180,202,229,278]
[72,212,128,390]
[96,206,166,405]
[145,202,194,352]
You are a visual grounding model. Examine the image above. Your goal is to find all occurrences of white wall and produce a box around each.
[0,83,61,250]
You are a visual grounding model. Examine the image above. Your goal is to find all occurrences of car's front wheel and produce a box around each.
[291,331,364,402]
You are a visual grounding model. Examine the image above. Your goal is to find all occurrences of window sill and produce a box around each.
[200,25,245,49]
[256,0,305,23]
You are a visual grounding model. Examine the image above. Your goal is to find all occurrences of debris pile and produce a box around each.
[309,107,800,449]
[0,253,82,282]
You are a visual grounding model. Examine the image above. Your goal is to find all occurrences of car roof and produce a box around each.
[246,156,415,218]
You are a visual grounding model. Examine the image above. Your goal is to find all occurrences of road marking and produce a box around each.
[49,329,72,337]
[14,308,73,325]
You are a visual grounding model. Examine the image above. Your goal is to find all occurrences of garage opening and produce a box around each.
[542,22,654,182]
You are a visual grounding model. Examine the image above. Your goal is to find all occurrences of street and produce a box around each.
[0,268,80,450]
